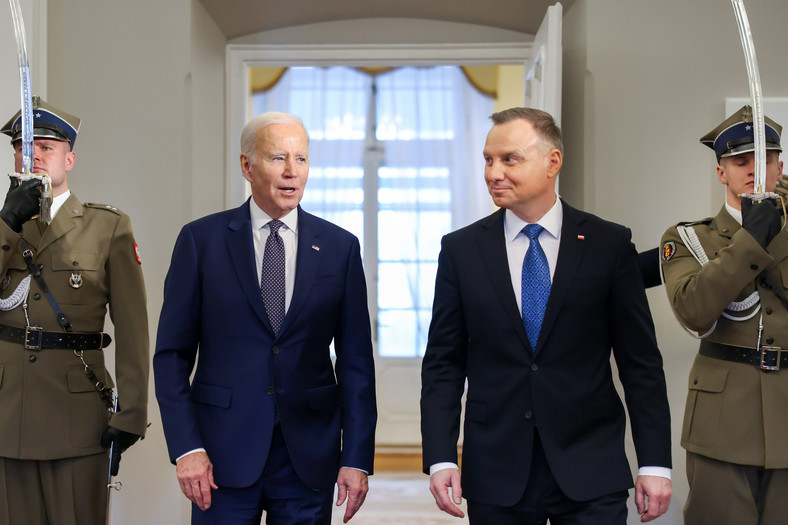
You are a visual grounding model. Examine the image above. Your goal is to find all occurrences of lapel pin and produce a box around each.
[577,235,585,240]
[69,271,83,289]
[312,245,320,251]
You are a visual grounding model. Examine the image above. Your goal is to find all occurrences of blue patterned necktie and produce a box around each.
[522,224,551,350]
[261,219,285,335]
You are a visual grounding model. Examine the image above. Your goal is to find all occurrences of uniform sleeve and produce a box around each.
[106,212,150,436]
[661,224,772,333]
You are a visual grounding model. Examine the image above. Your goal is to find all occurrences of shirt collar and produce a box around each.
[249,199,298,233]
[50,190,71,220]
[725,201,743,225]
[504,196,563,243]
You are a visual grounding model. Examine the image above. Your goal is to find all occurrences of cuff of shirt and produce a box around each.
[176,448,206,462]
[638,466,671,480]
[429,462,460,476]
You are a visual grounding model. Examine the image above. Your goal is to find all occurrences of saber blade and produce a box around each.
[8,0,32,175]
[731,0,772,199]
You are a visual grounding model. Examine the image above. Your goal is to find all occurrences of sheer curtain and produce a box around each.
[252,66,493,357]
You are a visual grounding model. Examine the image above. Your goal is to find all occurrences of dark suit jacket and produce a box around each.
[154,202,376,490]
[421,200,671,506]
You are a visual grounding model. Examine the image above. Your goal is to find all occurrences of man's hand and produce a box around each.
[429,468,465,518]
[176,451,219,511]
[742,197,782,249]
[0,178,42,232]
[635,475,671,522]
[100,427,141,476]
[336,467,369,523]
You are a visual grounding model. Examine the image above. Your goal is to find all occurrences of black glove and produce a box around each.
[101,427,141,476]
[0,178,42,232]
[742,197,782,249]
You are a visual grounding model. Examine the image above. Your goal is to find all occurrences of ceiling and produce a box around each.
[199,0,573,40]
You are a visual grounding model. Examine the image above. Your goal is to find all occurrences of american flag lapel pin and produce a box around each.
[312,245,320,251]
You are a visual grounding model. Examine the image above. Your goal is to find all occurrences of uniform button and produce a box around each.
[766,307,773,315]
[766,336,775,344]
[1,244,9,251]
[750,264,759,270]
[28,355,36,362]
[531,363,539,371]
[72,261,79,266]
[524,411,533,420]
[721,228,729,233]
[693,379,698,385]
[272,346,280,355]
[33,293,40,300]
[37,264,43,271]
[266,387,274,395]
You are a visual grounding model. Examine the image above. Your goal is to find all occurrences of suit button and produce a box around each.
[272,346,280,355]
[266,387,274,395]
[766,336,775,344]
[766,307,773,315]
[531,364,538,371]
[28,355,36,362]
[524,411,533,419]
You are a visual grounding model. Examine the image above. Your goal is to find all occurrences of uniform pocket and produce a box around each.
[67,367,110,448]
[682,363,728,448]
[50,251,100,304]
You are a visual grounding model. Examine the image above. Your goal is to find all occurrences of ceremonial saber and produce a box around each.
[7,0,32,175]
[7,0,51,221]
[731,0,775,200]
[105,396,122,525]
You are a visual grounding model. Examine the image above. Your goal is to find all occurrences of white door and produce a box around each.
[524,3,563,125]
[375,4,565,447]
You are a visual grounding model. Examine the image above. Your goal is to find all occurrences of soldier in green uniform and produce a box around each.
[0,98,149,525]
[661,105,788,525]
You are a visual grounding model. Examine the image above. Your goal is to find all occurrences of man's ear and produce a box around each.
[716,163,728,185]
[546,148,562,179]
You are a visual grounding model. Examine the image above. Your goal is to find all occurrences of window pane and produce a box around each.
[378,309,430,357]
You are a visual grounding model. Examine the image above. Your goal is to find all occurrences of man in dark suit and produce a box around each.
[154,112,377,524]
[420,107,672,524]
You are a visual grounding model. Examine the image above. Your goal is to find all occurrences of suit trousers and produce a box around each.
[192,424,333,525]
[685,451,788,525]
[0,452,109,525]
[467,431,628,525]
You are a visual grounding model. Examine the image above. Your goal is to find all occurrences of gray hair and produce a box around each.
[240,111,307,162]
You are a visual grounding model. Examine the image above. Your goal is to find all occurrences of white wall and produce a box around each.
[563,1,788,523]
[45,1,225,523]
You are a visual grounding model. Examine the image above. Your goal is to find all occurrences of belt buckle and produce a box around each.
[24,326,43,350]
[760,345,782,371]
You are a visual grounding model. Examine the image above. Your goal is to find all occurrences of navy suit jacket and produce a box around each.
[421,200,671,506]
[154,202,377,490]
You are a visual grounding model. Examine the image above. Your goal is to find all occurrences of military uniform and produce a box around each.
[661,106,788,525]
[0,99,149,525]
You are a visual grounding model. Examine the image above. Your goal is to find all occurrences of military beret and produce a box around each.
[1,96,80,148]
[700,104,781,161]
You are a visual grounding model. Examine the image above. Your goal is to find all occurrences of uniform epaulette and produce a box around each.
[83,202,121,215]
[677,217,713,227]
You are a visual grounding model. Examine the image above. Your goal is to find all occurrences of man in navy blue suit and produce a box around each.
[154,112,377,524]
[420,108,672,524]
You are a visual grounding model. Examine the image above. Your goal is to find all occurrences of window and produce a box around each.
[252,65,492,357]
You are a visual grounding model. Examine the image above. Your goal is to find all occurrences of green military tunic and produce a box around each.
[661,205,788,468]
[0,193,148,460]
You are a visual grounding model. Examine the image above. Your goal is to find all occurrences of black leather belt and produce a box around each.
[699,340,786,371]
[0,323,111,351]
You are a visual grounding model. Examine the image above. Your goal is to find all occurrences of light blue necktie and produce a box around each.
[522,224,551,350]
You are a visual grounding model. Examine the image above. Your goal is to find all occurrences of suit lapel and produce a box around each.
[281,207,320,336]
[475,209,531,349]
[534,200,587,355]
[226,200,272,330]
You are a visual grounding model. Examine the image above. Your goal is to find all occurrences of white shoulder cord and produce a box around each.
[0,274,31,311]
[675,225,761,339]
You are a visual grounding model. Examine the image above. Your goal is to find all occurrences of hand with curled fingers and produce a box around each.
[429,468,465,518]
[176,451,219,511]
